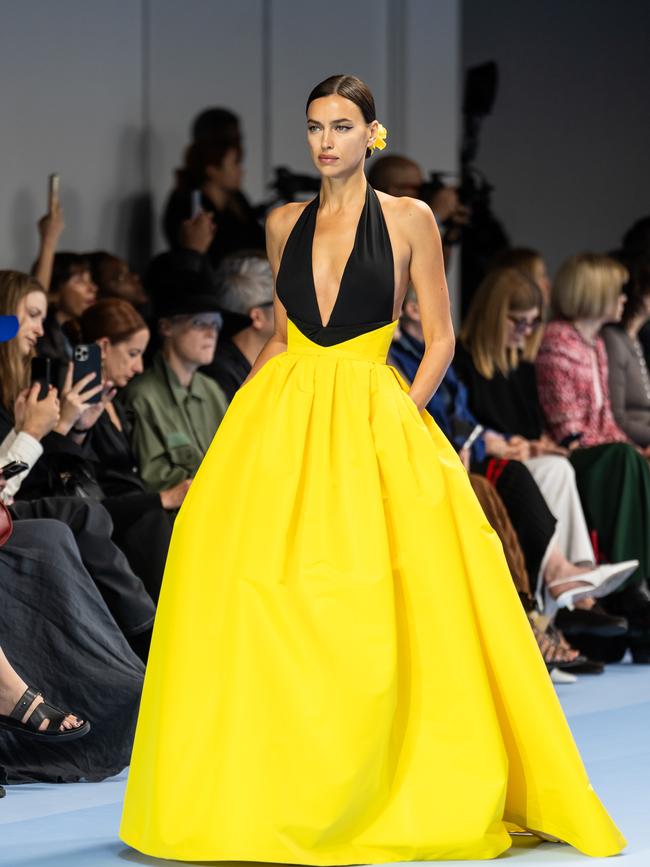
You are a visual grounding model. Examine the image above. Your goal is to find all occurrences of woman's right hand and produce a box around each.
[37,207,65,249]
[503,435,532,461]
[54,364,104,436]
[17,384,60,441]
[159,478,192,510]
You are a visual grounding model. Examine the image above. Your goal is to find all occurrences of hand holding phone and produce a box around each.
[48,173,60,212]
[190,189,202,218]
[459,424,484,453]
[0,460,29,480]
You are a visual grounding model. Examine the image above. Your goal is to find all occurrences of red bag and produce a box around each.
[0,502,13,546]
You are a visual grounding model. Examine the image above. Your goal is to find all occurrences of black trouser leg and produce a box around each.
[10,497,155,636]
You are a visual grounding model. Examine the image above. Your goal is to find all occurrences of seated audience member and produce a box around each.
[122,270,228,493]
[601,256,650,446]
[202,253,275,399]
[71,298,192,599]
[162,114,264,268]
[456,264,650,661]
[488,247,552,307]
[390,285,627,644]
[367,154,469,267]
[87,251,149,309]
[536,254,632,449]
[38,252,97,362]
[0,270,155,642]
[0,510,145,784]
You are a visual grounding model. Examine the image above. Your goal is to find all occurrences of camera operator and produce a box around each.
[367,154,469,269]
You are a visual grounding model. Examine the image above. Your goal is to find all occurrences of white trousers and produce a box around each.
[524,455,595,567]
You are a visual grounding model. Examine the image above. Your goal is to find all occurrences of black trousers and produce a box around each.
[9,497,155,636]
[474,458,557,594]
[103,496,173,603]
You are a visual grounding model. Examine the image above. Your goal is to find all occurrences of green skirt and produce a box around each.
[570,442,650,584]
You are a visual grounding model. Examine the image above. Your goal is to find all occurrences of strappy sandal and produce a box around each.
[0,686,90,741]
[528,612,586,670]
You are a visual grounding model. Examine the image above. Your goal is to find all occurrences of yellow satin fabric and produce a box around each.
[120,319,625,862]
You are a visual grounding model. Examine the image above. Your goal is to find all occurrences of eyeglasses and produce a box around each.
[172,313,223,332]
[507,313,541,333]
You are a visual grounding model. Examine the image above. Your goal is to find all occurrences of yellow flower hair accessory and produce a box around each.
[369,123,387,155]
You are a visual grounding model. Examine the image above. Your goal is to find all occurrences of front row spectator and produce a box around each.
[603,255,650,446]
[122,271,228,493]
[202,253,275,399]
[457,264,650,661]
[0,270,156,642]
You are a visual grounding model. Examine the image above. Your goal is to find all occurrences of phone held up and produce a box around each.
[0,460,29,480]
[30,344,102,404]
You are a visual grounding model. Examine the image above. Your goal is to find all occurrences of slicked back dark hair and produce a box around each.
[306,74,376,158]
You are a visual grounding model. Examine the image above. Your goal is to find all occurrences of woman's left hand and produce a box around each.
[73,382,117,433]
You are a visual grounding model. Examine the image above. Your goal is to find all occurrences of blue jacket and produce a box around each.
[388,331,486,463]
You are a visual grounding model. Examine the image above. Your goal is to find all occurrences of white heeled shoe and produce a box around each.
[543,559,639,616]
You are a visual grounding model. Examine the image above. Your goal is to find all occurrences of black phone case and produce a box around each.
[73,344,102,404]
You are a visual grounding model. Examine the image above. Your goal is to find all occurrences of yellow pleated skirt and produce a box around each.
[119,318,625,862]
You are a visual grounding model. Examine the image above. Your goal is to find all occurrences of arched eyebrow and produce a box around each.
[306,117,355,125]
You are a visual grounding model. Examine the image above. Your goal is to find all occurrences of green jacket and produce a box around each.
[122,352,228,492]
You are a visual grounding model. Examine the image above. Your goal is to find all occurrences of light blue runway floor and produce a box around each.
[1,663,648,866]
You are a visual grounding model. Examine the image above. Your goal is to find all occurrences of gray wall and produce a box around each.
[0,0,460,275]
[462,0,650,273]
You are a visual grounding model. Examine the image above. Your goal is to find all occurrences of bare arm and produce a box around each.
[33,207,64,290]
[402,198,456,411]
[240,205,295,386]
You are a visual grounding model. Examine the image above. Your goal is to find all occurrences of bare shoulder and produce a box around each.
[373,190,438,241]
[266,199,312,245]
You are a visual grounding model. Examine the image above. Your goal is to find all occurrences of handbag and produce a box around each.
[0,501,13,546]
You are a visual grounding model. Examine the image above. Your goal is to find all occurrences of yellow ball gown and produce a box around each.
[120,185,625,862]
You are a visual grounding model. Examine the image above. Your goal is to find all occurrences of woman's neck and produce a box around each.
[318,171,367,215]
[201,180,228,211]
[162,345,198,389]
[625,313,648,340]
[573,318,604,344]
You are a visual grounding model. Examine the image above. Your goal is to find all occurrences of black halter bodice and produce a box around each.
[276,183,396,347]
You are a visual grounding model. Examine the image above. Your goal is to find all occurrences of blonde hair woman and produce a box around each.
[454,269,650,660]
[538,254,630,448]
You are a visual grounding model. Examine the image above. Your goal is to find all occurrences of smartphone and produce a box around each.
[73,344,102,404]
[459,424,484,453]
[190,189,202,218]
[0,460,29,480]
[559,432,582,448]
[31,356,54,400]
[48,173,60,211]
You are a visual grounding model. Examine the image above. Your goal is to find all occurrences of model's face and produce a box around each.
[306,95,377,177]
[16,291,47,358]
[57,269,98,318]
[100,328,150,388]
[505,306,540,349]
[163,313,220,367]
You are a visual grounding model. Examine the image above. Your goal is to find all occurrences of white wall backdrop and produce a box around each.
[0,0,461,274]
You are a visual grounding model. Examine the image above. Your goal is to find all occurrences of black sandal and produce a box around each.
[0,686,90,741]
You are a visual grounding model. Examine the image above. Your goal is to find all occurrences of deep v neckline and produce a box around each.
[309,183,369,329]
